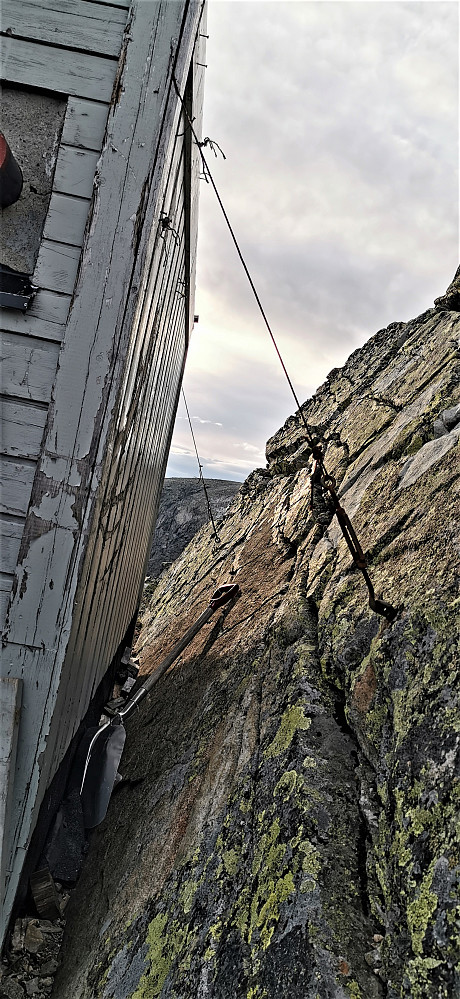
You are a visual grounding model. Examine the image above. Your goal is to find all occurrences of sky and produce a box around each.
[166,0,459,482]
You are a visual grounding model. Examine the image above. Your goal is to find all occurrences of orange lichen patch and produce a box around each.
[137,494,290,679]
[137,606,212,677]
[351,661,377,713]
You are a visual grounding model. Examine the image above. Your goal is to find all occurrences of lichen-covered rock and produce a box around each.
[53,284,459,999]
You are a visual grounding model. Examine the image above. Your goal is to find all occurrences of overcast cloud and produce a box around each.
[166,0,459,482]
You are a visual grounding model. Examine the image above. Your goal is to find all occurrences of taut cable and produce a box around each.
[174,78,398,623]
[182,389,220,543]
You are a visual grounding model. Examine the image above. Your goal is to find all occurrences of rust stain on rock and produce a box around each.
[351,661,377,713]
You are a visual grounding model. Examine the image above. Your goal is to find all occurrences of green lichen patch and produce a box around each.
[130,914,188,999]
[264,704,311,758]
[407,865,439,957]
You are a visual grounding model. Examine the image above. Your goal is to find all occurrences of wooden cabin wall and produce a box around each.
[0,0,130,629]
[53,129,190,746]
[1,0,206,941]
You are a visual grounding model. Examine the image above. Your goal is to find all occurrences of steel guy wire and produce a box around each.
[173,78,399,623]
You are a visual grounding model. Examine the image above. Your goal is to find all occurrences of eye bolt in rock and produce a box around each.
[0,132,23,207]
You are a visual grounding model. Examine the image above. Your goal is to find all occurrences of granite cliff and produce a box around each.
[53,277,459,999]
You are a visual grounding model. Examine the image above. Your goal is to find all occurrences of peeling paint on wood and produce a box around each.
[0,571,15,596]
[0,592,11,628]
[0,517,26,576]
[0,289,70,336]
[0,312,66,344]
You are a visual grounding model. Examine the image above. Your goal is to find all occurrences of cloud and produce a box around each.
[193,417,223,426]
[167,0,458,482]
[240,442,264,454]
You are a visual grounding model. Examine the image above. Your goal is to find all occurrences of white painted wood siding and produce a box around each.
[0,0,129,624]
[0,0,129,940]
[1,0,206,945]
[2,0,128,58]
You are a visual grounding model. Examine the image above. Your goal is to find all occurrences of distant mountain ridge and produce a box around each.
[148,477,240,578]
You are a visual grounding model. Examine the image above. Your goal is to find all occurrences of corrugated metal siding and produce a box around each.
[53,124,189,745]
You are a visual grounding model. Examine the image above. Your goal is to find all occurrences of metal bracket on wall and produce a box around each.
[0,263,37,310]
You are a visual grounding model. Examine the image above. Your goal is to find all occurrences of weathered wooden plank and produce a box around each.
[0,308,66,344]
[1,540,21,577]
[1,36,118,102]
[0,516,25,544]
[33,240,80,295]
[1,0,127,58]
[54,145,100,199]
[61,97,109,152]
[0,642,65,938]
[77,264,184,680]
[0,457,36,517]
[0,591,11,630]
[0,518,24,576]
[0,677,22,908]
[117,154,185,423]
[0,571,15,594]
[36,0,199,689]
[1,0,205,945]
[1,331,60,404]
[1,398,48,460]
[43,192,91,248]
[0,291,70,341]
[0,517,25,579]
[23,289,70,326]
[88,0,130,7]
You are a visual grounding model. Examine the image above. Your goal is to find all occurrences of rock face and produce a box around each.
[53,288,459,999]
[147,478,240,579]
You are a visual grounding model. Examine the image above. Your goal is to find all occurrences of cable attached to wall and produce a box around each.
[182,389,220,543]
[174,78,399,623]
